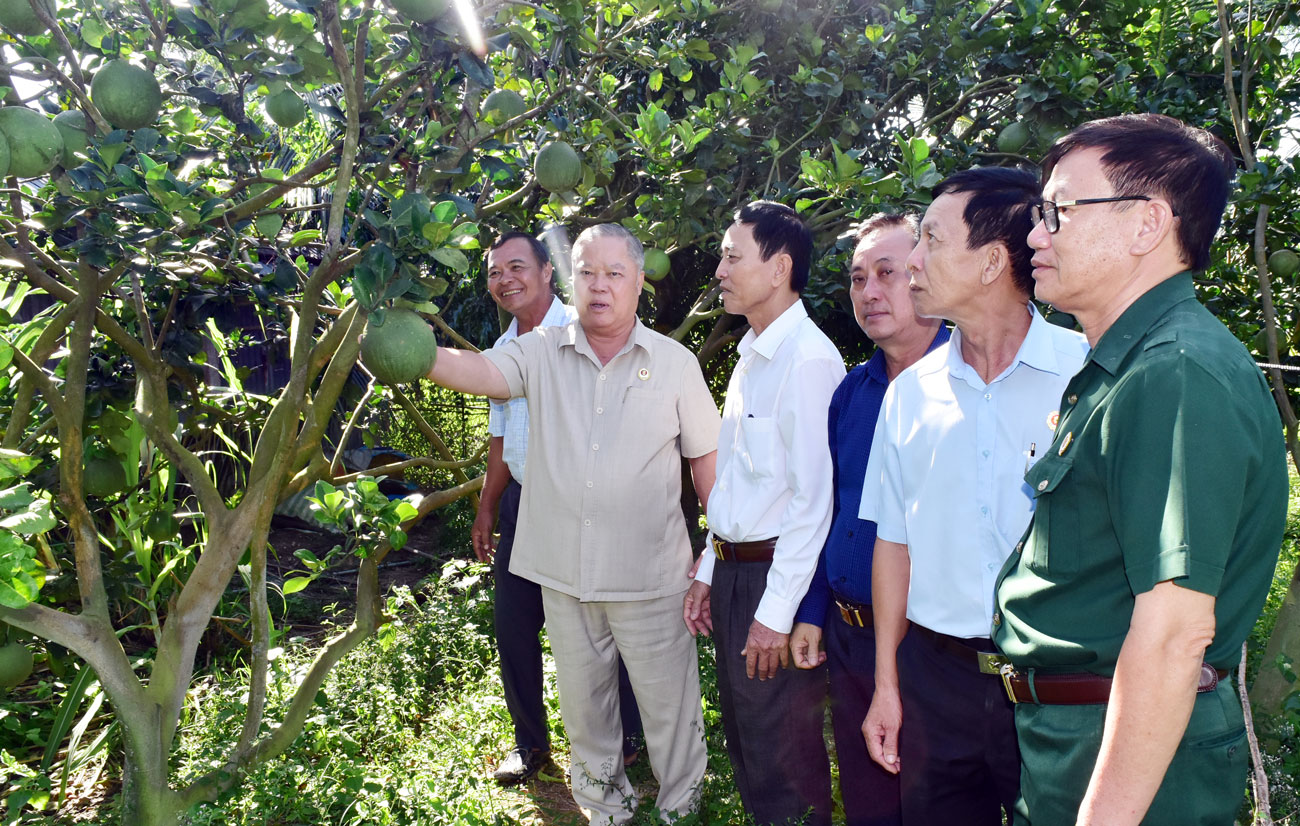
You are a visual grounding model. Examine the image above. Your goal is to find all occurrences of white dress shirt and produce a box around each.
[486,296,578,482]
[860,305,1088,638]
[697,300,846,633]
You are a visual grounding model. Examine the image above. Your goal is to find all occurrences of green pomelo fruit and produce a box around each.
[265,88,306,128]
[230,0,268,30]
[0,131,9,178]
[52,109,87,167]
[482,89,526,124]
[83,456,127,498]
[360,309,438,385]
[144,512,180,542]
[390,0,448,22]
[91,60,163,130]
[996,122,1030,154]
[0,107,63,178]
[534,140,582,192]
[643,248,670,281]
[1268,249,1299,279]
[0,643,33,689]
[0,0,54,36]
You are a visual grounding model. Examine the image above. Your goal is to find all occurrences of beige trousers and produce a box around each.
[541,587,706,824]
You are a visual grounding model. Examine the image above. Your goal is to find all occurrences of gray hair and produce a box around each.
[572,223,645,272]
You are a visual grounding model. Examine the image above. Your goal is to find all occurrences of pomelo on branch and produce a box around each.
[52,109,87,167]
[0,0,54,36]
[643,248,670,281]
[360,309,438,385]
[996,122,1030,154]
[144,512,180,542]
[265,88,306,128]
[1268,249,1299,279]
[389,0,448,23]
[534,140,582,192]
[91,60,163,130]
[482,89,526,124]
[0,643,33,689]
[83,456,127,498]
[0,107,63,178]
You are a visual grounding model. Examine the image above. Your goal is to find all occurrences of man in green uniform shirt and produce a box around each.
[993,113,1289,826]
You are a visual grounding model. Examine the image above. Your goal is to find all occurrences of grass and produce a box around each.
[171,560,753,825]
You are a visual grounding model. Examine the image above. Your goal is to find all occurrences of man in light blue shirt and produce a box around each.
[859,169,1088,825]
[471,231,639,785]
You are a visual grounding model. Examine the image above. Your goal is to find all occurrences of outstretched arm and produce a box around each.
[428,347,510,398]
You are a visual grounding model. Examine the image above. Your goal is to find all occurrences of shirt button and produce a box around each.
[982,450,990,458]
[583,519,591,527]
[586,481,593,488]
[1068,394,1078,404]
[592,444,599,451]
[984,393,991,401]
[981,506,989,515]
[992,612,1002,626]
[599,374,607,381]
[1015,541,1023,554]
[596,407,603,414]
[847,530,854,538]
[1037,479,1048,491]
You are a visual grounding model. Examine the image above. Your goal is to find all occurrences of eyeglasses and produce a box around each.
[1031,196,1152,233]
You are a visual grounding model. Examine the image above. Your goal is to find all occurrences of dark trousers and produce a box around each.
[712,559,832,826]
[494,479,641,751]
[825,612,901,826]
[897,624,1020,826]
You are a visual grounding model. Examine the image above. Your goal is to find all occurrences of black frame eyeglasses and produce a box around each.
[1031,196,1152,233]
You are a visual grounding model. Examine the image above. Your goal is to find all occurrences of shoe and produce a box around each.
[493,746,549,785]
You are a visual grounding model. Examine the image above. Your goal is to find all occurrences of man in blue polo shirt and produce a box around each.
[790,213,947,826]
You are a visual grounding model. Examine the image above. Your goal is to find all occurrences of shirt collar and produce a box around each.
[866,323,950,384]
[567,317,651,361]
[739,300,808,361]
[1088,272,1197,376]
[946,303,1067,383]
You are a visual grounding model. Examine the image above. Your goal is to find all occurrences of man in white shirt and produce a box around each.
[470,232,641,785]
[684,201,844,826]
[860,168,1089,825]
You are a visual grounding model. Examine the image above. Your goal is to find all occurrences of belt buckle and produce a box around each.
[999,663,1020,704]
[978,651,1010,675]
[710,535,728,562]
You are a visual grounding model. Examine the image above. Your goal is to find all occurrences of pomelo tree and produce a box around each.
[0,0,1296,822]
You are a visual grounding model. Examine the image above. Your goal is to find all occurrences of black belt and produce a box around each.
[711,535,777,563]
[913,624,1010,675]
[834,595,873,628]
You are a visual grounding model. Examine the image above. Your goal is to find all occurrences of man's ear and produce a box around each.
[771,252,793,289]
[1129,198,1178,259]
[980,243,1008,287]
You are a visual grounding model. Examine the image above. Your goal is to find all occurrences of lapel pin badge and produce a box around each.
[638,368,650,381]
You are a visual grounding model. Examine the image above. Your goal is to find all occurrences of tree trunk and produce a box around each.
[119,719,181,826]
[1250,571,1300,717]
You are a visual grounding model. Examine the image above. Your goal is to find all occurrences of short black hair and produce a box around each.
[1042,114,1235,272]
[489,231,550,267]
[733,200,813,293]
[854,212,920,244]
[932,167,1039,296]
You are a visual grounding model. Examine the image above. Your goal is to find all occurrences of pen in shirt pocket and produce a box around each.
[1024,441,1036,473]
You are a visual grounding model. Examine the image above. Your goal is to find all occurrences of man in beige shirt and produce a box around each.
[427,223,720,823]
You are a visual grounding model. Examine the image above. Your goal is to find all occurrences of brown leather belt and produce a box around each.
[999,662,1229,705]
[834,595,873,628]
[913,624,1011,675]
[711,535,778,563]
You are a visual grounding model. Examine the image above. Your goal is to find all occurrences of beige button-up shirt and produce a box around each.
[481,319,721,601]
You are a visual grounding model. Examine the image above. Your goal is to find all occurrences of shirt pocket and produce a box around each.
[739,416,784,480]
[622,387,678,444]
[1022,453,1078,577]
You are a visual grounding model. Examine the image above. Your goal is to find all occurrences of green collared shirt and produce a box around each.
[994,272,1288,673]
